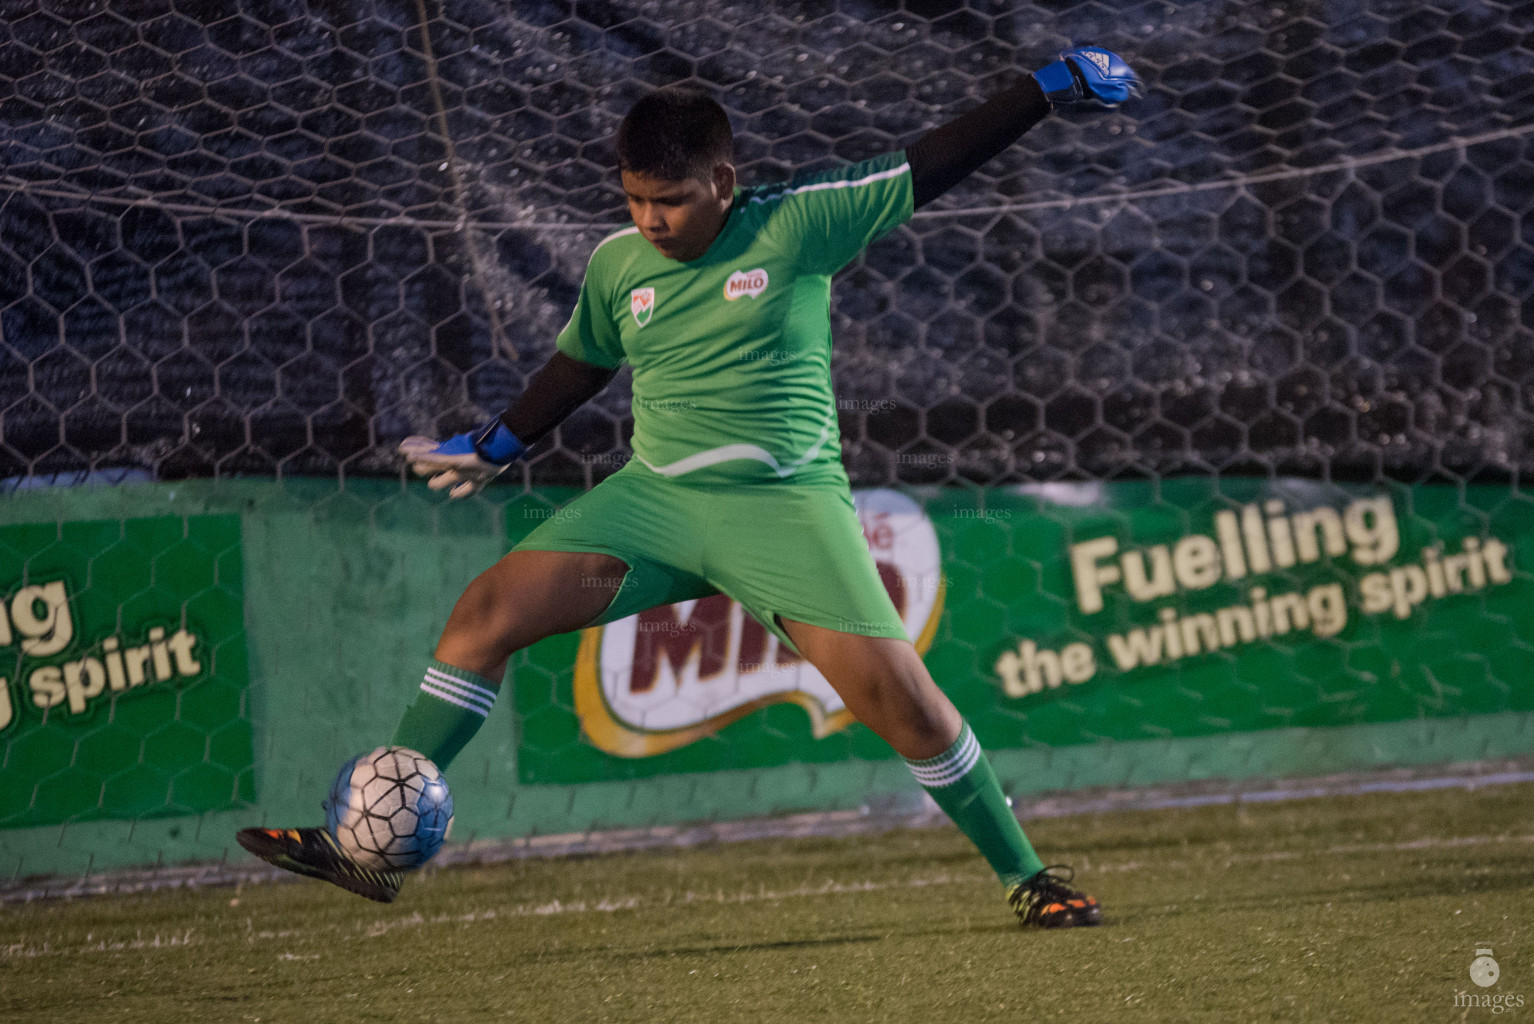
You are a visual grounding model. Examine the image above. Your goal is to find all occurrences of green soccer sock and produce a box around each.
[906,722,1046,889]
[388,660,501,770]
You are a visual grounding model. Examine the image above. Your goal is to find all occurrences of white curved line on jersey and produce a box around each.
[635,417,832,478]
[558,226,643,337]
[589,224,641,256]
[744,163,911,207]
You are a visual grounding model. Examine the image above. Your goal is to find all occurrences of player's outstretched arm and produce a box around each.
[908,45,1141,208]
[399,352,618,498]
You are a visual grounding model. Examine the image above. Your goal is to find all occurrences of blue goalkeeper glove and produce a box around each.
[399,419,527,499]
[1033,46,1142,108]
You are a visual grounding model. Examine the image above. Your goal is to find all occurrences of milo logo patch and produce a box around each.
[723,268,769,300]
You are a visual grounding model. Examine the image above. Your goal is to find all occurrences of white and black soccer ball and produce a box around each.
[324,746,453,872]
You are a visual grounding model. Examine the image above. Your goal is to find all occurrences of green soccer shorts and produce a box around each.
[510,460,909,654]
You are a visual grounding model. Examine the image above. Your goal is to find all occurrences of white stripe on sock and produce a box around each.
[422,672,496,712]
[425,667,497,704]
[420,680,495,715]
[420,683,492,717]
[911,744,980,788]
[907,729,982,789]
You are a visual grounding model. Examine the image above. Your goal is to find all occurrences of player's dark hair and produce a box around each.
[616,87,732,182]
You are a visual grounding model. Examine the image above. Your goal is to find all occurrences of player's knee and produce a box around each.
[909,712,958,751]
[879,671,960,750]
[859,668,939,719]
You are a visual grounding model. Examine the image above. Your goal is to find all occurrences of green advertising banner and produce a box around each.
[512,479,1532,785]
[0,515,253,829]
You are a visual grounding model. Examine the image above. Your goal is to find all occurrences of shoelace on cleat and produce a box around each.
[1008,865,1090,925]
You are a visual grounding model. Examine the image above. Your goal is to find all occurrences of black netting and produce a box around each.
[1,0,1531,487]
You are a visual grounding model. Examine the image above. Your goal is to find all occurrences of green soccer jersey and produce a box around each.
[556,150,914,486]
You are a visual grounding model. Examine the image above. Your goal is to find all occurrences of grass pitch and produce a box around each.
[4,782,1533,1023]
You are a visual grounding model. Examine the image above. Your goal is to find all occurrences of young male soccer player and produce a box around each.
[238,48,1141,928]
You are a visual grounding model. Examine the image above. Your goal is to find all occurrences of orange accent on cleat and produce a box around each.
[1008,865,1102,929]
[235,825,403,903]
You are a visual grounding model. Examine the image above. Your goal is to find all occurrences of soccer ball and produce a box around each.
[324,746,453,871]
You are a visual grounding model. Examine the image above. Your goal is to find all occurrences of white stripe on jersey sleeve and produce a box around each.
[745,162,911,207]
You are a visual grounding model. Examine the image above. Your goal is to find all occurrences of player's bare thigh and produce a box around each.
[435,549,628,679]
[778,617,962,761]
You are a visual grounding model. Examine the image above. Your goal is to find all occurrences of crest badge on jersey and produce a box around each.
[631,287,655,327]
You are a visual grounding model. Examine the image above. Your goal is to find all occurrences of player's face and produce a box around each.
[622,163,736,262]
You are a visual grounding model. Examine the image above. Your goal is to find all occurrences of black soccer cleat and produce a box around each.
[1007,865,1102,929]
[236,826,404,904]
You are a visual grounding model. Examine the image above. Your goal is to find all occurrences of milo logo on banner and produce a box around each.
[0,515,254,828]
[572,490,943,758]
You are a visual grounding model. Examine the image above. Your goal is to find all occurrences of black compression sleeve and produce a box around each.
[498,351,618,447]
[907,76,1052,209]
